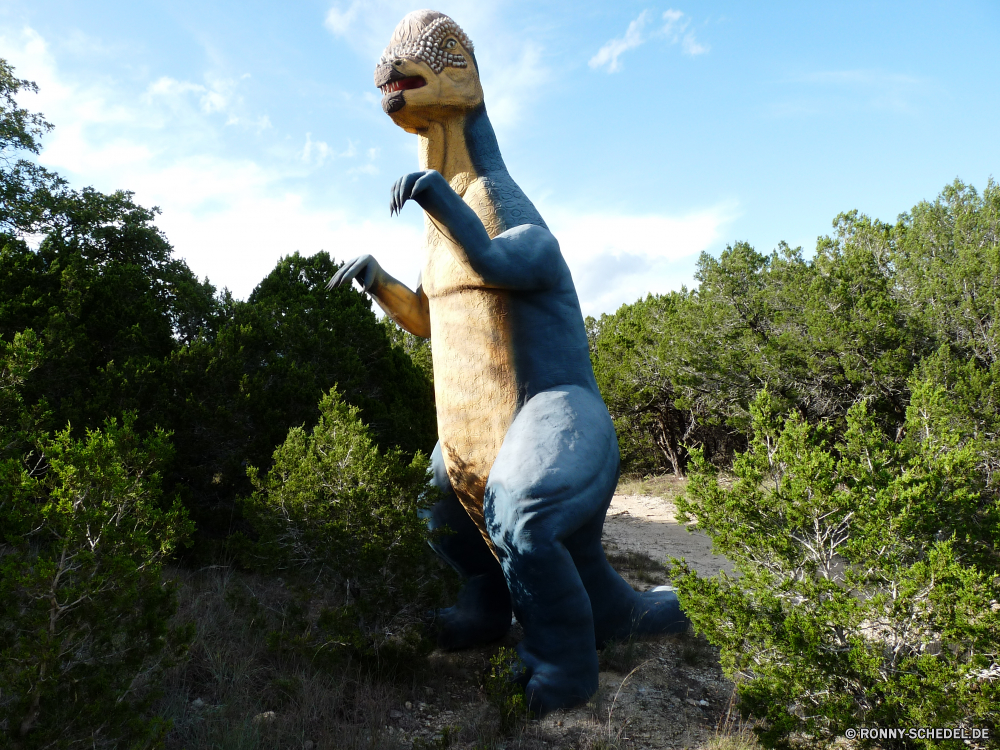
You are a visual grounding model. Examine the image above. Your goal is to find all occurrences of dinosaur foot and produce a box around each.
[514,644,599,717]
[426,573,511,650]
[630,586,690,637]
[593,585,690,648]
[428,604,511,650]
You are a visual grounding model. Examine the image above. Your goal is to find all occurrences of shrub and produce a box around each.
[671,390,1000,749]
[484,647,530,734]
[238,387,451,660]
[0,416,193,748]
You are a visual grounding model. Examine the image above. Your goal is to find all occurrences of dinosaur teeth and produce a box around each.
[380,76,427,95]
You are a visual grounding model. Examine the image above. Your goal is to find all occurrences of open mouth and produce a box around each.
[379,76,426,95]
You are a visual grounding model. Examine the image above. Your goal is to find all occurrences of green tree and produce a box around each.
[588,293,694,475]
[238,387,448,657]
[382,317,434,385]
[0,187,221,436]
[891,179,1000,365]
[0,416,193,748]
[591,225,930,472]
[163,251,436,540]
[0,59,65,234]
[0,329,42,457]
[0,59,435,545]
[672,391,1000,748]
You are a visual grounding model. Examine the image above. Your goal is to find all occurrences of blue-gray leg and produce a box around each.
[485,386,689,715]
[422,442,512,649]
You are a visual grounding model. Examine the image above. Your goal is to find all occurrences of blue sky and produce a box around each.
[2,0,997,315]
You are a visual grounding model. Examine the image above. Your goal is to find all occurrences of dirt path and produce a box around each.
[604,494,734,579]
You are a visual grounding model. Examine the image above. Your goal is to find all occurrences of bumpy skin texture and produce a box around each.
[329,10,688,715]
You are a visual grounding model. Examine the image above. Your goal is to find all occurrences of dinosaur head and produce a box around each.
[374,10,483,133]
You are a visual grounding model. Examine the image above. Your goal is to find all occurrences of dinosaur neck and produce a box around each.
[417,104,505,189]
[416,103,547,230]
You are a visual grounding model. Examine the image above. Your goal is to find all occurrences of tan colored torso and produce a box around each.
[422,174,517,544]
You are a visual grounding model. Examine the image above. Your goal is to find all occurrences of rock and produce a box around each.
[191,698,204,709]
[698,699,709,706]
[252,711,276,724]
[404,701,413,710]
[390,710,403,719]
[685,698,699,706]
[303,741,315,750]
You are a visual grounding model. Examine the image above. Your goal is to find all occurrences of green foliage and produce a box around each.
[238,388,449,659]
[909,345,1000,495]
[590,181,999,474]
[0,328,42,455]
[0,415,194,748]
[0,60,65,234]
[891,179,1000,366]
[484,647,530,734]
[588,293,692,475]
[1,62,435,547]
[0,185,221,457]
[165,252,436,539]
[382,317,434,385]
[672,391,1000,748]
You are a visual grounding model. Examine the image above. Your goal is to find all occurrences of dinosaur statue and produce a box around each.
[328,9,688,714]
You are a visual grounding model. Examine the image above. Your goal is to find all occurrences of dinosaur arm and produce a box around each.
[371,274,431,338]
[327,255,431,338]
[398,170,557,290]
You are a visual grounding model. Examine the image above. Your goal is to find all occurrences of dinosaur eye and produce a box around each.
[444,38,457,49]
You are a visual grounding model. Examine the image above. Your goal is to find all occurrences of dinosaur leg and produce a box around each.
[562,486,690,648]
[484,386,615,715]
[485,386,690,714]
[422,442,512,649]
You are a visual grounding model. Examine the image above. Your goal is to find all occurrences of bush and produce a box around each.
[238,388,451,660]
[484,647,530,735]
[0,329,42,456]
[0,415,193,748]
[671,390,1000,749]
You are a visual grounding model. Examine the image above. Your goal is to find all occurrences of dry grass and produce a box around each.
[615,473,686,499]
[156,564,405,749]
[603,547,670,588]
[149,548,738,749]
[706,690,764,750]
[704,727,765,750]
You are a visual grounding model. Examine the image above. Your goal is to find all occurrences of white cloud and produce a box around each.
[590,8,708,73]
[681,33,708,56]
[663,8,684,26]
[325,0,364,36]
[589,10,651,73]
[663,9,709,56]
[301,133,331,165]
[0,25,418,299]
[544,202,739,315]
[481,41,552,130]
[322,0,499,58]
[301,135,360,166]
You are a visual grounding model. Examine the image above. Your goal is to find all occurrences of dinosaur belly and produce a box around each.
[425,254,518,549]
